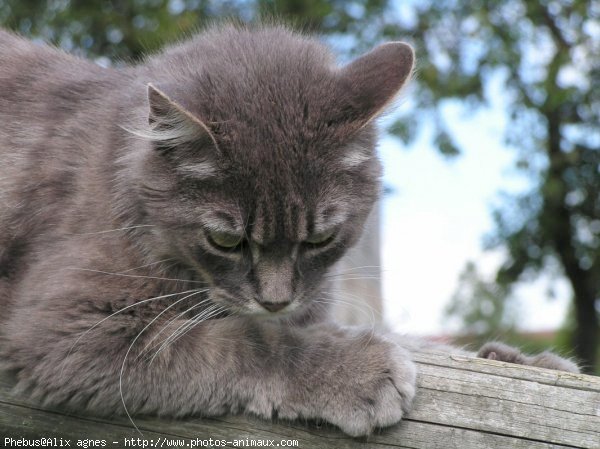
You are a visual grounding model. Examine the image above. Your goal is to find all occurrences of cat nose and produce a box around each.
[259,301,291,313]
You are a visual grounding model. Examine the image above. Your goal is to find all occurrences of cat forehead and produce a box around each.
[175,74,340,155]
[154,33,342,142]
[200,199,349,241]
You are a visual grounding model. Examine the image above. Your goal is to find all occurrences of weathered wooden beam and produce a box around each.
[1,351,599,448]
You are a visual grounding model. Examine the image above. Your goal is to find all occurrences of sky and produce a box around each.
[378,76,572,336]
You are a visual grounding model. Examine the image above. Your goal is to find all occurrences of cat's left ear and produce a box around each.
[334,42,414,127]
[146,83,219,153]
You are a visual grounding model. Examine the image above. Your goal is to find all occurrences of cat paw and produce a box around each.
[478,342,579,373]
[316,335,417,437]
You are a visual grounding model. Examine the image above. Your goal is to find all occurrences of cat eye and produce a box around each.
[304,229,335,248]
[207,230,245,251]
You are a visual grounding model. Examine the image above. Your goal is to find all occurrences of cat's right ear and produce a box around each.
[333,42,414,129]
[146,83,219,153]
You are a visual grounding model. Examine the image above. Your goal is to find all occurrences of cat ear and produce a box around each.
[146,83,219,152]
[334,42,414,127]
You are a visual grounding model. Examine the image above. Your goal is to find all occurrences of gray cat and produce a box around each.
[0,24,578,437]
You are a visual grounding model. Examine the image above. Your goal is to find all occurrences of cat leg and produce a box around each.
[271,324,417,437]
[4,308,416,437]
[386,333,579,373]
[477,341,579,373]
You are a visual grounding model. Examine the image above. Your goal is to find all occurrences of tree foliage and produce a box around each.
[398,0,599,372]
[444,262,517,344]
[0,0,388,60]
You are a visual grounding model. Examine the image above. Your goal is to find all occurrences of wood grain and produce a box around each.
[1,351,598,448]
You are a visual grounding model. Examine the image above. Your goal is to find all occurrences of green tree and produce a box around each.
[0,0,388,60]
[444,262,516,346]
[394,1,599,372]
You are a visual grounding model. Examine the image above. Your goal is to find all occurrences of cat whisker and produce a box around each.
[325,288,382,320]
[64,267,208,285]
[313,298,376,325]
[322,276,381,282]
[324,287,381,303]
[155,304,225,351]
[66,224,156,236]
[136,296,213,361]
[148,304,227,365]
[315,291,379,324]
[119,289,206,435]
[324,264,388,280]
[120,257,176,273]
[314,296,378,351]
[329,265,382,273]
[322,287,380,303]
[60,288,203,379]
[324,274,381,280]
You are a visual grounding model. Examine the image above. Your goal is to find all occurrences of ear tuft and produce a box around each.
[145,83,219,152]
[336,42,414,126]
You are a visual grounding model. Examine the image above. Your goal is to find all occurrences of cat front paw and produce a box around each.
[315,334,417,437]
[478,342,579,373]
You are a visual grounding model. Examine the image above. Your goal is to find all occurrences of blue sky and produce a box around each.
[378,76,571,336]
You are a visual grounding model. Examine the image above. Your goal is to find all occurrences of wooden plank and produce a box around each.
[0,403,577,449]
[414,351,600,391]
[1,351,598,448]
[412,357,599,447]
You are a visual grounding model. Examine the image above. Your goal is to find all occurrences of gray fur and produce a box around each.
[0,24,577,437]
[477,342,579,373]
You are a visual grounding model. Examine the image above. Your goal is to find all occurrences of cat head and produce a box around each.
[131,26,413,317]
